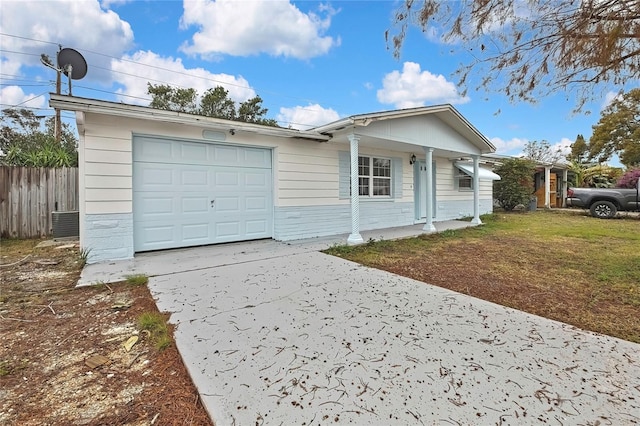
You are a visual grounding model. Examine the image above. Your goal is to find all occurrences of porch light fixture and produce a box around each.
[229,129,236,136]
[409,154,416,165]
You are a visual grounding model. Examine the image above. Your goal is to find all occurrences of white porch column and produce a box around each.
[544,166,551,208]
[471,154,482,225]
[561,169,568,207]
[347,134,363,245]
[423,147,436,232]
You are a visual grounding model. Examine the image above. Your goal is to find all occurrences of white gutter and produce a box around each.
[49,94,330,142]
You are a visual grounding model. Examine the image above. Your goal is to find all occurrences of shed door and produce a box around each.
[133,136,272,252]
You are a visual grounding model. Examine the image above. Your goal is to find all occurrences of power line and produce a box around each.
[1,32,337,127]
[8,92,48,107]
[1,32,323,106]
[0,33,59,46]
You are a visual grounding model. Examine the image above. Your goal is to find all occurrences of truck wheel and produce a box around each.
[590,201,617,219]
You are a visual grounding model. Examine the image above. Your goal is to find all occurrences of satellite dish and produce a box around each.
[57,48,87,80]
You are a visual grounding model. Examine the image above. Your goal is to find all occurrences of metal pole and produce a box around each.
[55,69,61,143]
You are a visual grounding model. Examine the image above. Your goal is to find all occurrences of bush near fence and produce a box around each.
[0,167,79,238]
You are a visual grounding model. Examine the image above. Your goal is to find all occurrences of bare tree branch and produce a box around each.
[389,0,640,111]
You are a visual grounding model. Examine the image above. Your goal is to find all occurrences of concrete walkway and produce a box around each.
[80,223,640,425]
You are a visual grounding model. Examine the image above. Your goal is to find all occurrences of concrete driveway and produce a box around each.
[81,226,640,425]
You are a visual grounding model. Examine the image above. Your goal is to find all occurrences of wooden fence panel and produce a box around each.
[0,167,79,238]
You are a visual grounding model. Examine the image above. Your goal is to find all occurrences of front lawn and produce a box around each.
[325,211,640,343]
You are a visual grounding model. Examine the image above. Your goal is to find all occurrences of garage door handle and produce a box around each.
[210,200,215,208]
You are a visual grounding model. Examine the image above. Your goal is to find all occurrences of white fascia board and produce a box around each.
[49,94,330,142]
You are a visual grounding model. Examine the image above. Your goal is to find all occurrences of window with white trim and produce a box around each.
[359,156,391,196]
[455,169,474,191]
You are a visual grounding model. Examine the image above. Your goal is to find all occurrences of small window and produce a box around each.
[458,175,473,190]
[358,156,391,197]
[455,168,474,191]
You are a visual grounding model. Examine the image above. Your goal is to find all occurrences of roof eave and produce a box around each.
[311,104,495,153]
[49,94,330,142]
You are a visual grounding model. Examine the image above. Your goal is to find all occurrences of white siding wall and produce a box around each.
[80,112,493,261]
[82,114,493,217]
[433,159,494,220]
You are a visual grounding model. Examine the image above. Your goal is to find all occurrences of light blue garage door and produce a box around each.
[133,136,273,252]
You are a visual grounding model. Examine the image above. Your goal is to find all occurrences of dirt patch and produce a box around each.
[0,239,213,425]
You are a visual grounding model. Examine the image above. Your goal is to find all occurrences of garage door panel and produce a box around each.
[181,142,208,163]
[214,171,240,188]
[243,148,271,168]
[138,225,175,245]
[213,145,241,164]
[245,196,267,211]
[139,166,174,186]
[139,196,175,216]
[246,220,268,235]
[134,137,174,162]
[181,169,209,186]
[215,221,240,238]
[215,197,240,213]
[182,223,210,241]
[133,137,272,252]
[245,171,269,187]
[182,197,209,213]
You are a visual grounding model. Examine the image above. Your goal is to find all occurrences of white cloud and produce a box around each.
[490,137,528,154]
[0,86,47,109]
[179,0,340,59]
[492,136,573,160]
[377,62,469,108]
[100,0,132,8]
[277,104,340,130]
[601,91,621,110]
[0,0,133,84]
[550,137,573,158]
[110,50,256,105]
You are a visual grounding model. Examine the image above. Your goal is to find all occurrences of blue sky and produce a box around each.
[0,0,633,163]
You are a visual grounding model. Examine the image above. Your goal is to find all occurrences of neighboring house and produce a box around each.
[532,163,570,208]
[484,153,571,209]
[50,94,499,264]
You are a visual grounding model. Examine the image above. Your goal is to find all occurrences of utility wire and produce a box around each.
[1,32,334,127]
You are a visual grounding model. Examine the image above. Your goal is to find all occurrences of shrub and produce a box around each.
[493,158,536,211]
[616,168,640,189]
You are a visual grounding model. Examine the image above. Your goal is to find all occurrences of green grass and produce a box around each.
[324,211,640,343]
[125,274,149,286]
[78,247,91,266]
[0,359,29,377]
[137,312,172,351]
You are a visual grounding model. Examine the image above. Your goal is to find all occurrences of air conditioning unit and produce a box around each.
[52,211,79,239]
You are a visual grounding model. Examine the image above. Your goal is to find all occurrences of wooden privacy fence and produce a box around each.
[0,167,79,238]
